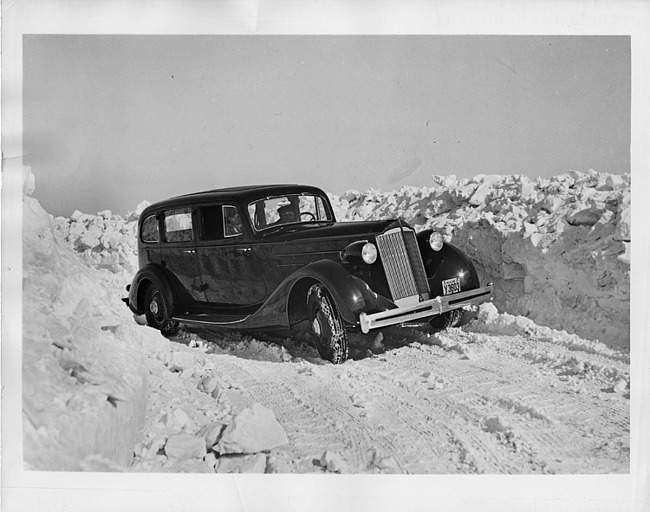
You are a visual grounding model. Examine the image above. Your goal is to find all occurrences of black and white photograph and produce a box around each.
[2,1,649,511]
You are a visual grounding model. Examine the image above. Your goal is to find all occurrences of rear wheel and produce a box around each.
[307,284,348,364]
[144,283,179,336]
[429,309,463,330]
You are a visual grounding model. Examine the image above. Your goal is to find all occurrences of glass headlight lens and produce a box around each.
[362,242,378,264]
[429,232,444,251]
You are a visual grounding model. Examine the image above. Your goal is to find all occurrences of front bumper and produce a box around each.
[359,283,494,334]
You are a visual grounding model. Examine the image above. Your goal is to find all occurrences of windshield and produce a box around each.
[248,193,334,231]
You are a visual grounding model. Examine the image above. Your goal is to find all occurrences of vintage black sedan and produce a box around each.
[124,184,493,363]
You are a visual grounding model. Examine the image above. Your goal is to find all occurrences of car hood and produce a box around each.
[261,219,399,242]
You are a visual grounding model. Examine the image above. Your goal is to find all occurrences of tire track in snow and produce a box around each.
[210,354,412,472]
[346,351,544,473]
[187,322,628,474]
[406,332,629,473]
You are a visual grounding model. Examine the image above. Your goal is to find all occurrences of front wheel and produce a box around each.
[144,283,179,336]
[307,284,348,364]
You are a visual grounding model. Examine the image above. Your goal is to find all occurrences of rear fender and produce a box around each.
[128,264,187,316]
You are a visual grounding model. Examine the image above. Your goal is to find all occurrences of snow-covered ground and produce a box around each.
[21,167,631,475]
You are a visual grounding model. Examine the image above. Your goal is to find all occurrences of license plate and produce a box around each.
[442,277,461,295]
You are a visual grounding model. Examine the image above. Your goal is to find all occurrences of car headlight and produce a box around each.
[429,232,444,251]
[361,242,378,264]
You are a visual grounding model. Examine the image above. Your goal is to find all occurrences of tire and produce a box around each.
[307,284,349,364]
[143,283,179,336]
[429,309,463,330]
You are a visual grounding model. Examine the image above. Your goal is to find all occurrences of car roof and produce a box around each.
[141,184,329,214]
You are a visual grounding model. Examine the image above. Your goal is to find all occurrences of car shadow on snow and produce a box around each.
[166,323,434,365]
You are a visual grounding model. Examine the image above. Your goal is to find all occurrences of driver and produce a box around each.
[277,204,297,224]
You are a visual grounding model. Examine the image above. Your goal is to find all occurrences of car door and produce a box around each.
[196,203,267,306]
[159,206,205,302]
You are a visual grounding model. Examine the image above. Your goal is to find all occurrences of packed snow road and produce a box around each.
[160,306,629,475]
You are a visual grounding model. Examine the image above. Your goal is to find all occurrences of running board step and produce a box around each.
[172,313,251,326]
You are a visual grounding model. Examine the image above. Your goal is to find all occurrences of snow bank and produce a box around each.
[51,201,148,273]
[329,169,630,349]
[22,170,155,470]
[22,169,286,472]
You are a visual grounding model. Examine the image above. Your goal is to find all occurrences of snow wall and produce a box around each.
[23,171,159,470]
[21,167,630,470]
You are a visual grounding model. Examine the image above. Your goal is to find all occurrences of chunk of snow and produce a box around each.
[165,409,190,433]
[614,188,631,241]
[613,379,628,394]
[566,207,602,227]
[469,175,503,206]
[215,403,288,455]
[215,453,268,474]
[477,303,500,324]
[196,421,227,450]
[320,450,348,473]
[169,350,198,372]
[164,433,207,460]
[371,332,385,352]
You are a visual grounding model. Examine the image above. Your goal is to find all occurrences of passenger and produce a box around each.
[225,210,243,236]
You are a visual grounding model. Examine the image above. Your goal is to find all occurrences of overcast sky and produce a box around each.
[23,35,630,217]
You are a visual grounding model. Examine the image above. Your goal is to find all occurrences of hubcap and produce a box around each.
[150,299,159,316]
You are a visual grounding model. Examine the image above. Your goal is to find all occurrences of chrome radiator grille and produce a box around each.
[375,227,430,305]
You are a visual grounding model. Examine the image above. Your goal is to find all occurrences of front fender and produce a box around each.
[241,259,390,330]
[290,260,377,324]
[291,259,387,325]
[417,230,481,295]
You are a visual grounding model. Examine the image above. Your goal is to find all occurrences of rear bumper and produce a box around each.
[122,284,139,315]
[359,283,494,334]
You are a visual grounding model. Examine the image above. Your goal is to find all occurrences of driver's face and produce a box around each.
[280,209,295,221]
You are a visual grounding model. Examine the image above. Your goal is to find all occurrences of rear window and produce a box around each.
[163,208,193,243]
[141,214,160,243]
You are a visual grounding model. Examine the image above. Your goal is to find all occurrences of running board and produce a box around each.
[172,313,252,326]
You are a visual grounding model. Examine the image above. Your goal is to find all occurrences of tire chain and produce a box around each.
[309,284,348,362]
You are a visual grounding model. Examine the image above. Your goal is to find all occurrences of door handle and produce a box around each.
[184,250,195,254]
[235,247,252,254]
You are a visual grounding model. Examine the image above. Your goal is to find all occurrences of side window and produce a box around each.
[141,214,160,243]
[223,205,243,238]
[163,207,193,243]
[199,205,243,240]
[200,205,223,241]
